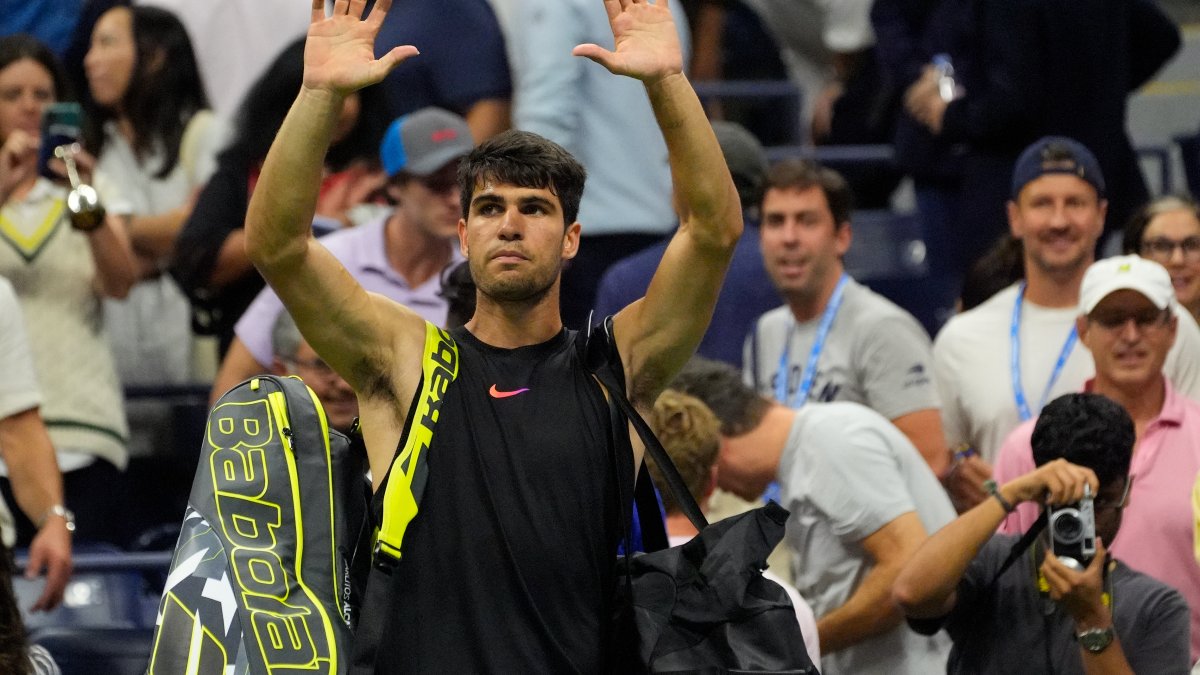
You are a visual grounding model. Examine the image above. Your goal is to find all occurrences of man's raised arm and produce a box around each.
[893,459,1098,619]
[577,0,743,404]
[245,0,420,392]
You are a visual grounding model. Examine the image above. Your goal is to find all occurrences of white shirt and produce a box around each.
[0,278,43,545]
[933,283,1200,461]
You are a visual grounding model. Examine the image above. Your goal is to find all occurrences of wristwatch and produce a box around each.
[38,504,76,533]
[1077,626,1115,653]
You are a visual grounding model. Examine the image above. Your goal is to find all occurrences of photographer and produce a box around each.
[893,393,1190,674]
[994,255,1200,661]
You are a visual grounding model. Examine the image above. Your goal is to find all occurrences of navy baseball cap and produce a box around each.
[380,107,473,178]
[1010,136,1106,200]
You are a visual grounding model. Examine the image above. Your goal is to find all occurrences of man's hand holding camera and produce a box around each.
[997,458,1098,510]
[998,458,1112,623]
[1044,538,1111,630]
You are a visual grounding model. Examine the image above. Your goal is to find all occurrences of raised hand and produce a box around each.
[304,0,418,96]
[0,129,38,205]
[573,0,683,84]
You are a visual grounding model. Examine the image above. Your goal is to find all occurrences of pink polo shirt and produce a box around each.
[993,378,1200,662]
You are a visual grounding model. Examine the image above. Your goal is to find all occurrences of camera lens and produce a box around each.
[1052,512,1082,543]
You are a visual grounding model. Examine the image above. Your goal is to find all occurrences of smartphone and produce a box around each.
[38,102,83,179]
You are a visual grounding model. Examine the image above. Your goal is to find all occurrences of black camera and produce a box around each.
[1048,484,1096,571]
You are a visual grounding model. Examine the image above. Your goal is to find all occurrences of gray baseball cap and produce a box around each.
[379,107,474,178]
[712,121,767,186]
[712,121,766,208]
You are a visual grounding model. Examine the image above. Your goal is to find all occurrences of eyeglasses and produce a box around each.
[1093,475,1133,511]
[286,356,338,379]
[1140,236,1200,263]
[1087,308,1170,331]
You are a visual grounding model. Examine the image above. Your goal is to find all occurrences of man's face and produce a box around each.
[392,160,463,241]
[758,186,850,302]
[1077,289,1176,389]
[1008,174,1106,278]
[459,180,580,304]
[279,341,358,434]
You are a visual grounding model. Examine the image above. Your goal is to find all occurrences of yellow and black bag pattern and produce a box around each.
[147,374,361,674]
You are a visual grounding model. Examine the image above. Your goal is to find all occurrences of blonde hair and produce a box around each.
[647,390,721,514]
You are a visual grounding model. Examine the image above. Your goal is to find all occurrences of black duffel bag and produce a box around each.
[585,317,819,675]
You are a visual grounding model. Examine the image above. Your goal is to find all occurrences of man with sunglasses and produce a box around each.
[994,255,1200,664]
[209,106,469,401]
[895,392,1190,674]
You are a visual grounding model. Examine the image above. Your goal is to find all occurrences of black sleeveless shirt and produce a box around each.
[370,326,620,673]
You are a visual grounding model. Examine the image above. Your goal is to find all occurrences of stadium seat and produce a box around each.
[30,626,154,675]
[848,209,958,334]
[1179,133,1200,198]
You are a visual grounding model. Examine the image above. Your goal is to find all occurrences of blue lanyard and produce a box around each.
[1010,283,1077,422]
[775,273,849,408]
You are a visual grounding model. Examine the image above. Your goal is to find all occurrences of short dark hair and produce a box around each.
[1121,194,1200,256]
[647,390,721,515]
[760,158,854,226]
[669,357,771,438]
[457,130,587,226]
[1031,393,1134,489]
[0,34,72,108]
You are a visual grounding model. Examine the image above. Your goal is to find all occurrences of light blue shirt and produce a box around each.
[509,0,690,236]
[235,216,461,366]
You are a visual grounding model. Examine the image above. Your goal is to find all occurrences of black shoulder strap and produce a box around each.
[989,510,1048,587]
[583,315,708,536]
[350,323,459,674]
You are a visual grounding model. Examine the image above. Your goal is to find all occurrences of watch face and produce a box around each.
[1079,627,1114,653]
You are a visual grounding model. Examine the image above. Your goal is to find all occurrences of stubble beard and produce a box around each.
[472,257,561,307]
[776,256,833,311]
[1028,244,1093,283]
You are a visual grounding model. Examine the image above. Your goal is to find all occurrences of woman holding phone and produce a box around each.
[0,34,137,545]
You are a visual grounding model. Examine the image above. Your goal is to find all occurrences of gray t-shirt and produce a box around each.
[744,278,939,420]
[779,402,956,675]
[940,535,1190,675]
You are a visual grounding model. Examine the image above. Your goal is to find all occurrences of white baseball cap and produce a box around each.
[1079,254,1174,315]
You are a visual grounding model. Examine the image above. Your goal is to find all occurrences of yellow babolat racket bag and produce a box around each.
[146,374,366,674]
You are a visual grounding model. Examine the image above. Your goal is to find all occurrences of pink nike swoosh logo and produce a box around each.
[489,385,530,399]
